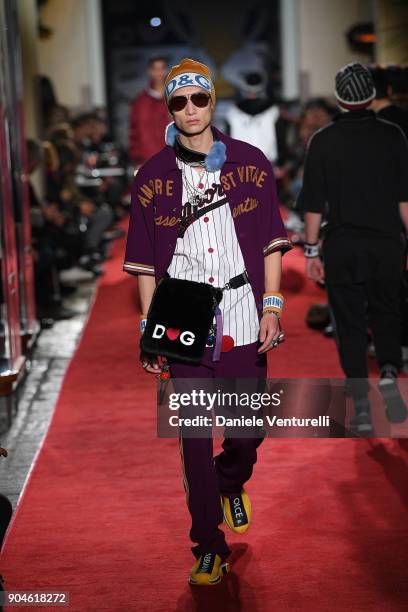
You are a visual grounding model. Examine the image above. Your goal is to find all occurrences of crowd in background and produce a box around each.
[128,58,408,352]
[1,85,133,550]
[30,62,408,338]
[28,78,131,326]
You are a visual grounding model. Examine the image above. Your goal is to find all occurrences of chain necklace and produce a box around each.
[178,159,211,211]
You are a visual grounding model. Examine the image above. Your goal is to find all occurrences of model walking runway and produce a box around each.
[1,231,407,611]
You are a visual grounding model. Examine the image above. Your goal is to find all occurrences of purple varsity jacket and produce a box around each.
[123,127,292,319]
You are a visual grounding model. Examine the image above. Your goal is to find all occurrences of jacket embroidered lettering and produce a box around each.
[232,197,259,218]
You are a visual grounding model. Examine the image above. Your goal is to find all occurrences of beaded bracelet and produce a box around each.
[263,310,281,319]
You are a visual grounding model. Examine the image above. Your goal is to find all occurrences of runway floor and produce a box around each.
[1,228,408,611]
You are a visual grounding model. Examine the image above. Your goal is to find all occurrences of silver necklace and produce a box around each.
[180,161,210,208]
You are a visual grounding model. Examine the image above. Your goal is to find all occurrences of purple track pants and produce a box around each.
[169,342,267,560]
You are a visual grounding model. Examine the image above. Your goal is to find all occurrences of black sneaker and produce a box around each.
[349,412,373,436]
[189,553,230,586]
[379,367,407,424]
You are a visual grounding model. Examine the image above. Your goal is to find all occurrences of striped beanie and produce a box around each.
[164,58,216,105]
[335,62,376,110]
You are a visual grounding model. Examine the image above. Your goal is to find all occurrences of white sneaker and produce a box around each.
[59,267,94,284]
[284,211,304,233]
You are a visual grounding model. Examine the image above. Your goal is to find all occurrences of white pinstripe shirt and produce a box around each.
[167,159,259,347]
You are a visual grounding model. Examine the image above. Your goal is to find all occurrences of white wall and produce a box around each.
[280,0,300,99]
[298,0,373,99]
[38,0,106,110]
[17,0,40,139]
[376,0,408,64]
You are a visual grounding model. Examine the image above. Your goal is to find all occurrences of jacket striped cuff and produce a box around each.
[263,237,293,256]
[123,261,155,275]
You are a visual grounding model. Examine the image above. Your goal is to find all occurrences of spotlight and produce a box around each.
[150,17,162,27]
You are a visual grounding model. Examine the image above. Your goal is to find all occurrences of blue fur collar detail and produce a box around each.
[165,122,226,171]
[205,140,227,172]
[165,122,179,146]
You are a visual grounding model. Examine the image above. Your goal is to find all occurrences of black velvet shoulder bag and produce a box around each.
[140,277,223,364]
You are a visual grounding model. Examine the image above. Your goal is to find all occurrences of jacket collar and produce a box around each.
[333,109,376,123]
[162,125,239,172]
[215,127,240,163]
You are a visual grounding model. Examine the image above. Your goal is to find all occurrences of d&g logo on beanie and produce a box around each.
[164,58,216,104]
[165,73,211,99]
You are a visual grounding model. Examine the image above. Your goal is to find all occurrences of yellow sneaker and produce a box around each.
[189,553,230,586]
[221,489,251,534]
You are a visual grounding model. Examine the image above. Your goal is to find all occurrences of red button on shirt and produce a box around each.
[208,277,214,283]
[221,335,235,353]
[208,247,214,253]
[204,217,209,222]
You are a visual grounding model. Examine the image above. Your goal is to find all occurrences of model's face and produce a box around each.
[169,85,213,136]
[148,61,168,87]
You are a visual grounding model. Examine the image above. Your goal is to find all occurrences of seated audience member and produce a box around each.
[47,140,114,272]
[378,65,408,138]
[369,65,391,113]
[27,139,78,324]
[28,106,130,320]
[285,98,336,231]
[71,113,128,222]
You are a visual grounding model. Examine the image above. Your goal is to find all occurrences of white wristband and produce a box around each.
[304,243,319,258]
[140,318,147,333]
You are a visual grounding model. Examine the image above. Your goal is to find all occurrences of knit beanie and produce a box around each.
[164,58,216,105]
[335,62,376,110]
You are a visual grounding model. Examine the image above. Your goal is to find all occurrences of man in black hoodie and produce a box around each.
[300,62,408,435]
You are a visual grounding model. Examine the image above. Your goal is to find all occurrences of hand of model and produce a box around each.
[140,353,167,375]
[0,447,8,458]
[258,313,281,354]
[306,257,325,284]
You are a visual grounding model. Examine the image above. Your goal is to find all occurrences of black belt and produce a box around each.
[165,270,249,290]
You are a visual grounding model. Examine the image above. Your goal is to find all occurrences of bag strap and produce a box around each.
[163,270,249,291]
[178,198,228,237]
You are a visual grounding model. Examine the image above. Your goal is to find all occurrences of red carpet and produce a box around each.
[1,230,408,611]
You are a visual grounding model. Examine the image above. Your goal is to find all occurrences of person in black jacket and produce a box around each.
[0,446,12,611]
[300,62,408,435]
[375,67,408,353]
